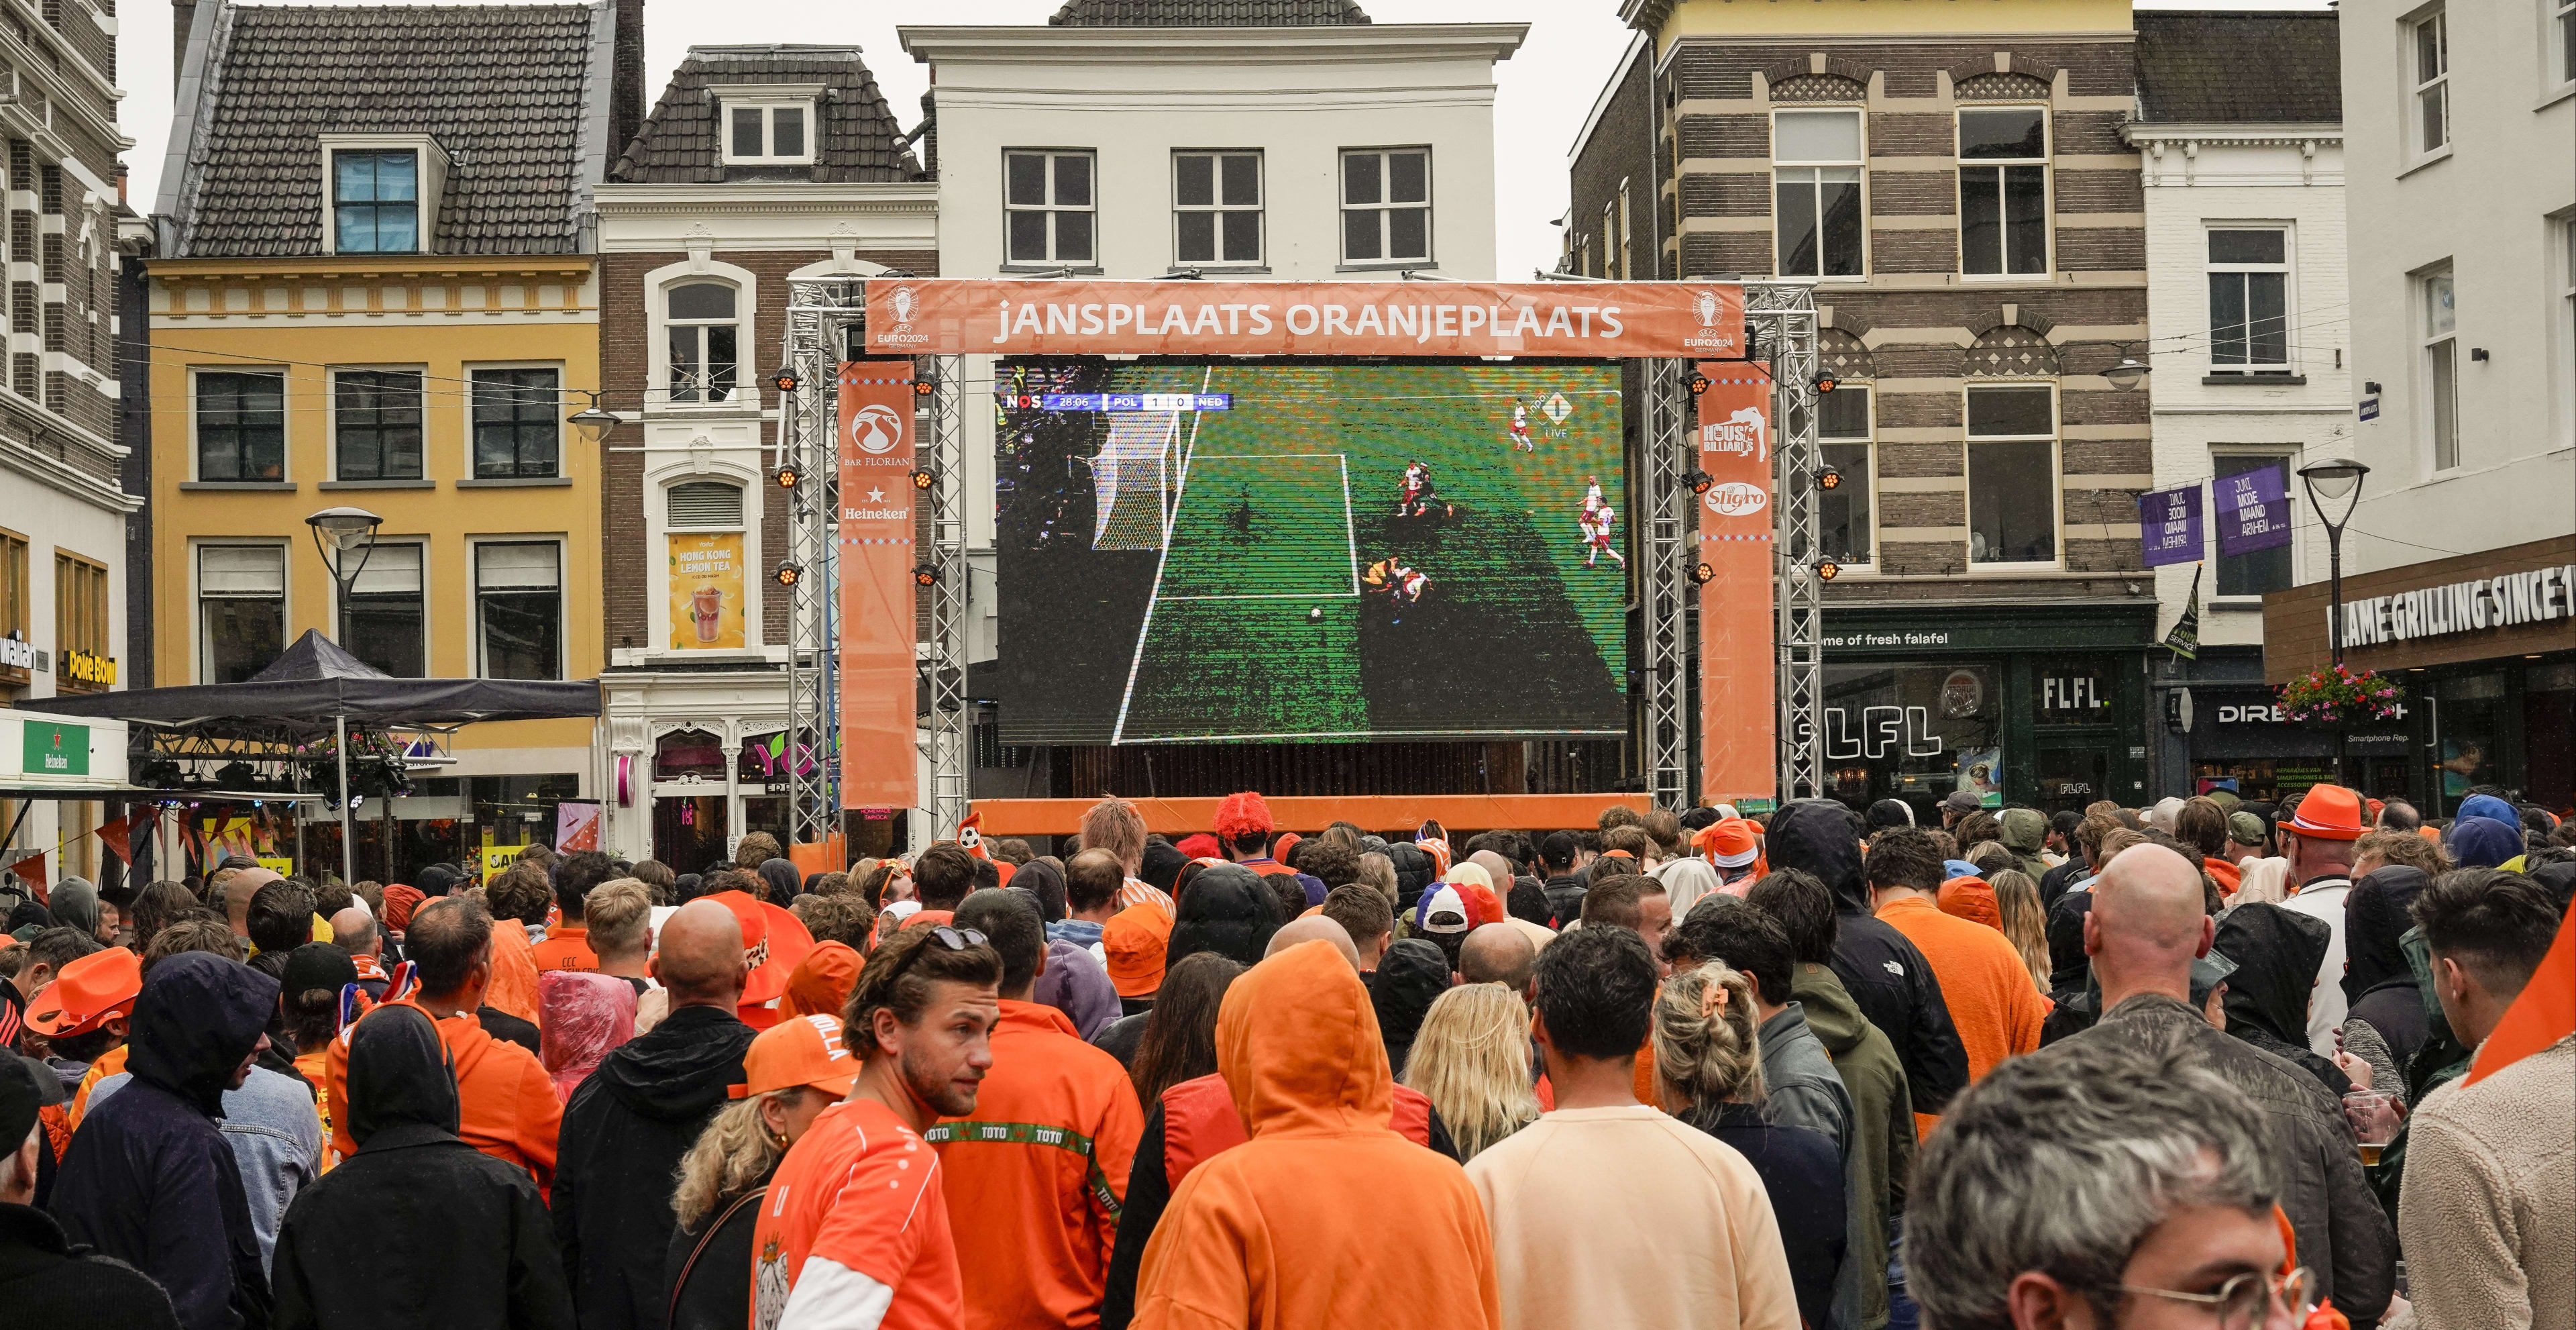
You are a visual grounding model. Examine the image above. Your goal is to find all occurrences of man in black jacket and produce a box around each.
[51,952,276,1330]
[552,898,755,1330]
[0,1057,178,1329]
[1537,831,1586,929]
[270,1003,573,1330]
[1763,800,1970,1117]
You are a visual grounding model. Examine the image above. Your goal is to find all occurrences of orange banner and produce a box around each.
[865,279,1746,360]
[1697,366,1777,807]
[839,363,918,810]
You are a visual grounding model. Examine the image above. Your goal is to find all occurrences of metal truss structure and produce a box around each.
[1638,280,1823,810]
[779,278,974,846]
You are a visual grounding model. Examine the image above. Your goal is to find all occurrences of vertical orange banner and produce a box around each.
[1696,366,1778,807]
[839,362,918,810]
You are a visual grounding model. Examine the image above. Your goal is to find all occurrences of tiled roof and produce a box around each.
[178,3,605,257]
[1049,0,1371,25]
[2133,11,2341,125]
[611,46,921,185]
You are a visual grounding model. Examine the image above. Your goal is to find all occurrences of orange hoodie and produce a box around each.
[1876,894,2049,1137]
[484,922,544,1027]
[2204,856,2244,895]
[1131,940,1501,1330]
[325,998,562,1186]
[928,1000,1144,1330]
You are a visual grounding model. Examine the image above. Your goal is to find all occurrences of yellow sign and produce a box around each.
[62,649,116,688]
[257,856,294,876]
[483,846,528,875]
[669,532,746,650]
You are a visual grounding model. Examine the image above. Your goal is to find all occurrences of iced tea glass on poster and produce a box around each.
[692,586,724,642]
[2344,1089,2401,1165]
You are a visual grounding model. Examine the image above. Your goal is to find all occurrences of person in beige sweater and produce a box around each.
[2385,870,2573,1330]
[1465,926,1798,1330]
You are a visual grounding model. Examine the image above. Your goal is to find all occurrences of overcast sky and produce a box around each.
[122,0,2331,274]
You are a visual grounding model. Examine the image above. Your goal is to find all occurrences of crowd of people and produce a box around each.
[0,783,2569,1330]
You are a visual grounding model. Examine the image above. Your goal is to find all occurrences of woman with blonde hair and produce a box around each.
[1655,960,1847,1330]
[1401,982,1542,1162]
[1986,868,2053,992]
[665,1015,855,1330]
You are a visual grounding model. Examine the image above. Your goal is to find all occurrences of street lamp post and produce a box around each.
[305,505,384,892]
[2297,458,2371,784]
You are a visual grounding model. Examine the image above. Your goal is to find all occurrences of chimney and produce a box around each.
[609,0,646,169]
[172,0,197,95]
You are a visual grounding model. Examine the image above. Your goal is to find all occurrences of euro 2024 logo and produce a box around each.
[888,284,918,329]
[849,403,906,456]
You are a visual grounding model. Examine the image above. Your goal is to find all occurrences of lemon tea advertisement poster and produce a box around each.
[669,532,745,650]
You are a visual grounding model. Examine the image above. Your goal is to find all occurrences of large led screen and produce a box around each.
[994,360,1629,744]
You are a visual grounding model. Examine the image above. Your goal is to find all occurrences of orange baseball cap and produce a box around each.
[731,1013,859,1100]
[1103,901,1173,999]
[2285,783,2368,841]
[27,946,144,1037]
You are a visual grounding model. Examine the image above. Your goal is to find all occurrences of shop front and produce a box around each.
[1817,603,2157,821]
[2162,680,2412,805]
[2262,535,2576,817]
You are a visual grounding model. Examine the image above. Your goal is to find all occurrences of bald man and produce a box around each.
[1467,850,1518,891]
[2046,843,2397,1322]
[556,897,757,1330]
[1458,923,1538,1001]
[1266,914,1362,971]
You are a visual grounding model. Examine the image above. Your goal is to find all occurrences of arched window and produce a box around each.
[655,727,726,779]
[666,282,739,403]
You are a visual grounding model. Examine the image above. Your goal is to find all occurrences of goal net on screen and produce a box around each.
[1089,407,1185,552]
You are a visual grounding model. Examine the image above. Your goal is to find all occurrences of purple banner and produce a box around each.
[2217,463,2292,558]
[2139,484,2204,567]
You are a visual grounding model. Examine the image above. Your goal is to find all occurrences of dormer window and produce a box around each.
[718,87,820,166]
[335,151,419,253]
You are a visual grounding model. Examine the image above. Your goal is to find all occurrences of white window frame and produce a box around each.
[2410,9,2451,160]
[317,134,446,256]
[194,541,289,684]
[2558,214,2576,450]
[333,538,429,676]
[2205,225,2296,375]
[464,362,567,481]
[1773,108,1869,281]
[1171,150,1265,270]
[189,365,290,484]
[1962,380,2063,570]
[326,364,429,483]
[1817,384,1876,572]
[2422,264,2460,471]
[2208,450,2299,601]
[1955,107,2051,279]
[643,444,766,655]
[469,537,566,680]
[1339,146,1434,268]
[716,85,820,166]
[662,279,745,407]
[1617,180,1633,280]
[2556,0,2576,90]
[1003,149,1098,269]
[644,260,757,413]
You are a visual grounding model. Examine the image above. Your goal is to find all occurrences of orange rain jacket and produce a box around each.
[929,1000,1146,1330]
[1130,940,1501,1330]
[325,998,561,1186]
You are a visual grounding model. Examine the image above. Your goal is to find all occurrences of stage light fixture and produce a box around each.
[772,366,800,394]
[1690,562,1717,585]
[1687,373,1711,397]
[912,563,940,586]
[773,562,804,588]
[912,378,936,399]
[911,470,936,491]
[1813,372,1839,395]
[1682,467,1714,495]
[1815,466,1842,491]
[1816,560,1841,582]
[775,465,801,489]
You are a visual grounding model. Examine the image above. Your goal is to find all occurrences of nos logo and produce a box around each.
[849,403,906,455]
[1705,482,1768,517]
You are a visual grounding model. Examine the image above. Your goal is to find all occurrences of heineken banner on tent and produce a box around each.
[1697,366,1777,807]
[838,362,919,810]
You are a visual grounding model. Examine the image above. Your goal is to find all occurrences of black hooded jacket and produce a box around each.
[2342,867,2432,1066]
[1371,937,1450,1079]
[1167,864,1277,966]
[270,1005,574,1330]
[52,952,276,1330]
[1385,842,1436,916]
[1765,801,1971,1115]
[551,1003,756,1330]
[2216,905,2350,1096]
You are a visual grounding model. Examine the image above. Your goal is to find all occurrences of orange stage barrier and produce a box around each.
[967,794,1651,837]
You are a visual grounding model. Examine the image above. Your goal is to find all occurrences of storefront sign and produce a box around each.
[1696,366,1775,806]
[2040,671,2112,717]
[2216,466,2292,558]
[667,533,747,651]
[0,635,34,671]
[839,363,920,810]
[2137,484,2203,567]
[21,719,86,776]
[866,279,1747,360]
[2335,564,2576,648]
[60,649,113,688]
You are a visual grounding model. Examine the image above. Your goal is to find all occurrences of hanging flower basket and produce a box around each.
[2275,666,2406,728]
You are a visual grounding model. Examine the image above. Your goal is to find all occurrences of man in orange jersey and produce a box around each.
[753,922,1002,1330]
[324,898,560,1184]
[1862,828,2048,1136]
[1128,939,1500,1330]
[930,890,1144,1329]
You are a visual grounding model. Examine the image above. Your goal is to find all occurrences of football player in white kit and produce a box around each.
[1580,475,1605,515]
[1583,502,1627,569]
[1507,398,1534,452]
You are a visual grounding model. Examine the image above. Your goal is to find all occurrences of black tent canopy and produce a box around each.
[22,630,602,736]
